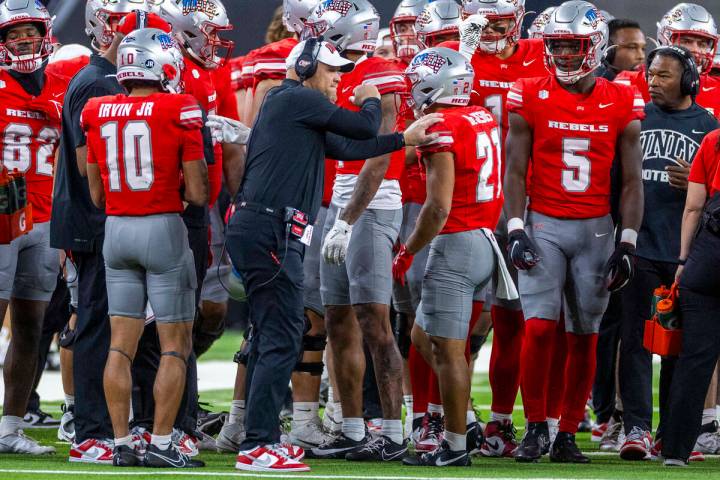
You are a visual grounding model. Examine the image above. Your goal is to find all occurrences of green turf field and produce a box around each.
[0,332,715,479]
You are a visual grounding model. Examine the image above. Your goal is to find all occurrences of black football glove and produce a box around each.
[605,242,636,293]
[507,229,540,270]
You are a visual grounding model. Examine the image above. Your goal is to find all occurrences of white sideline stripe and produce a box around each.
[0,471,625,480]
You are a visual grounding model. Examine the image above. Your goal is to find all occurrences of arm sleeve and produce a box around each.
[324,132,404,160]
[293,86,383,139]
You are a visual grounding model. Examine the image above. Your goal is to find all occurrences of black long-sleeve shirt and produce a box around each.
[239,79,404,222]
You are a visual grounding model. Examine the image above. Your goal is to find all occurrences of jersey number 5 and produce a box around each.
[101,121,154,192]
[562,138,591,192]
[476,127,502,203]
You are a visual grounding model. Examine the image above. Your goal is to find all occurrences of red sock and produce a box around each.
[465,301,484,363]
[558,332,598,434]
[520,318,557,423]
[545,320,567,419]
[489,305,525,415]
[409,344,430,414]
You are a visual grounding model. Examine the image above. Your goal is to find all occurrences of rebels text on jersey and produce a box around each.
[0,69,66,223]
[82,93,205,216]
[507,76,645,219]
[417,106,503,233]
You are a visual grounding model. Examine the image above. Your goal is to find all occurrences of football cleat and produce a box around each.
[57,404,75,443]
[578,406,594,432]
[69,438,114,464]
[235,444,310,472]
[309,434,368,459]
[113,444,144,467]
[619,427,652,461]
[172,429,199,457]
[514,422,549,463]
[481,420,518,458]
[144,443,205,468]
[22,409,60,429]
[550,432,590,464]
[693,421,720,454]
[197,407,227,437]
[591,422,607,442]
[366,418,383,437]
[466,422,484,456]
[599,418,624,452]
[403,440,470,467]
[289,416,333,449]
[0,431,55,455]
[345,435,407,462]
[216,420,246,453]
[414,412,444,453]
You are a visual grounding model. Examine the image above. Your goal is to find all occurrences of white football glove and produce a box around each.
[322,218,353,265]
[459,14,488,61]
[205,114,251,145]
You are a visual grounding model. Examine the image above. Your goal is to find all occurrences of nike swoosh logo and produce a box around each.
[435,453,467,466]
[147,451,186,467]
[486,438,502,452]
[523,59,536,67]
[381,448,406,461]
[595,232,610,238]
[53,93,63,98]
[599,103,614,109]
[692,130,705,134]
[702,86,716,92]
[342,86,353,94]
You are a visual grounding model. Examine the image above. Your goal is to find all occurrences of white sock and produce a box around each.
[0,416,22,437]
[547,417,559,429]
[150,433,172,450]
[413,412,425,420]
[64,394,75,408]
[403,395,413,408]
[382,419,403,444]
[114,435,132,447]
[491,411,512,423]
[445,430,466,452]
[331,402,343,420]
[342,417,365,441]
[702,408,716,426]
[229,400,245,425]
[428,403,444,415]
[466,410,477,425]
[327,387,335,405]
[293,402,319,424]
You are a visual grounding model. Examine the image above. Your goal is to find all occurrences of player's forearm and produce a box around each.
[339,154,389,225]
[503,169,528,222]
[618,181,643,234]
[679,208,702,261]
[406,200,448,254]
[223,143,246,197]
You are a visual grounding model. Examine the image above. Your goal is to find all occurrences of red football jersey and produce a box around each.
[240,49,260,91]
[507,76,645,219]
[334,57,407,179]
[417,106,503,234]
[82,93,205,216]
[252,37,298,89]
[322,159,336,208]
[0,70,65,223]
[615,67,720,119]
[691,129,720,196]
[46,55,90,82]
[229,55,244,91]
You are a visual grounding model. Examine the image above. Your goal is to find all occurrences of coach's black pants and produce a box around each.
[227,210,305,449]
[591,292,621,424]
[619,257,678,435]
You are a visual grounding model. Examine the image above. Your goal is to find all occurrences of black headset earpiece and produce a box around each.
[295,36,323,81]
[646,45,700,97]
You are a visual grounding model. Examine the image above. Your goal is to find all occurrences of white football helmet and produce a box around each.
[85,0,153,51]
[657,3,718,73]
[406,46,474,113]
[462,0,525,54]
[283,0,321,35]
[302,0,380,54]
[0,0,54,73]
[117,27,185,94]
[527,7,555,40]
[415,0,462,48]
[543,1,609,85]
[389,0,427,63]
[157,0,234,69]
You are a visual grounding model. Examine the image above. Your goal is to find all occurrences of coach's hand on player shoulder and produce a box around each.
[392,244,415,286]
[350,84,381,106]
[605,242,636,293]
[508,229,540,271]
[403,113,444,147]
[206,114,252,145]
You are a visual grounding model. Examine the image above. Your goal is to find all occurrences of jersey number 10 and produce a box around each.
[101,121,154,192]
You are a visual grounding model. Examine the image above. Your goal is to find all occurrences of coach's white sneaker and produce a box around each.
[216,420,246,453]
[0,431,55,454]
[289,416,333,448]
[599,418,624,452]
[57,405,75,443]
[694,422,720,454]
[69,438,113,464]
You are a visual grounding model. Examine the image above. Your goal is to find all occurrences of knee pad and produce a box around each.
[470,334,487,356]
[294,334,327,375]
[58,323,76,349]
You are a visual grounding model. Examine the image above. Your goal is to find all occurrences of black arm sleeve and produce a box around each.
[324,132,404,161]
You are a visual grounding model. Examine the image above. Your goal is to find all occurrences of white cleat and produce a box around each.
[289,417,333,449]
[216,420,246,453]
[0,431,55,455]
[57,406,75,443]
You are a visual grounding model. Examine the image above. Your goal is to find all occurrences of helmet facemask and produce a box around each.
[544,34,601,84]
[195,22,234,69]
[477,14,519,54]
[670,31,717,74]
[390,18,422,63]
[0,20,52,73]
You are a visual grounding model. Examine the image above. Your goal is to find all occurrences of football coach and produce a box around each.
[207,38,440,470]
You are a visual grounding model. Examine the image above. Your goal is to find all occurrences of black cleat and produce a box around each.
[466,422,484,456]
[113,445,143,467]
[345,436,407,462]
[197,408,226,437]
[144,444,205,468]
[309,434,368,459]
[550,432,590,463]
[403,440,470,467]
[515,422,550,463]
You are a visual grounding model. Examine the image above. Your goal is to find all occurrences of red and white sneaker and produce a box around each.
[591,422,608,442]
[236,445,310,472]
[619,427,652,461]
[480,420,518,458]
[275,442,305,461]
[172,429,199,457]
[650,439,705,462]
[414,413,443,453]
[69,438,114,464]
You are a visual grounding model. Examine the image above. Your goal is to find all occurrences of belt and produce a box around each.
[238,201,284,219]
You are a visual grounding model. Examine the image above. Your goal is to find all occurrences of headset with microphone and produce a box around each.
[645,45,700,97]
[295,35,324,81]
